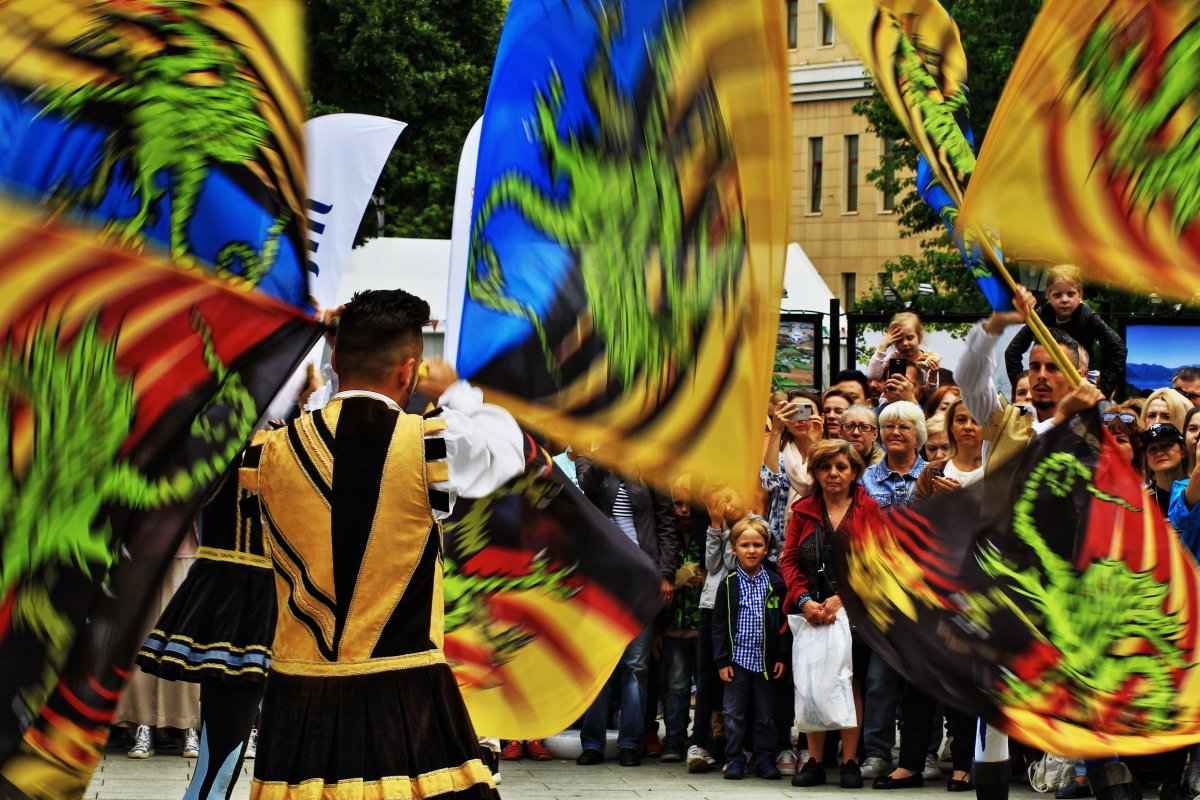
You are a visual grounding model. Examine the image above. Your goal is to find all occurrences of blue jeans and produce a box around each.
[580,624,654,752]
[862,650,901,760]
[660,635,697,753]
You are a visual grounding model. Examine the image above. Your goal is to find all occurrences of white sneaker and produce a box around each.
[127,725,154,759]
[182,728,200,758]
[776,749,798,776]
[923,753,943,780]
[243,728,257,760]
[860,756,891,779]
[687,745,715,774]
[798,748,810,765]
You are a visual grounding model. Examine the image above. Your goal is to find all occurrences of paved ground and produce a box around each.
[84,747,1044,800]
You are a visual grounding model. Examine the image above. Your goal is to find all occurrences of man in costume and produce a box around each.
[957,287,1139,800]
[244,289,524,799]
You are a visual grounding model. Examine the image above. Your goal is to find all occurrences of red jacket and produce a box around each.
[780,483,878,613]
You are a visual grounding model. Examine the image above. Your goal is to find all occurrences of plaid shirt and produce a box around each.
[732,564,769,672]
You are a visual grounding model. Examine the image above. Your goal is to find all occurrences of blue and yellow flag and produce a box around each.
[958,0,1200,302]
[825,0,1013,310]
[453,0,790,499]
[0,2,318,793]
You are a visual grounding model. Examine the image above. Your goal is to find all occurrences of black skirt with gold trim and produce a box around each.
[135,556,276,684]
[249,663,499,800]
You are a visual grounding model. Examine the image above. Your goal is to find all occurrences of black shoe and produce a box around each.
[1057,783,1093,799]
[619,747,641,767]
[948,779,974,792]
[1161,784,1191,800]
[873,772,925,790]
[842,759,865,789]
[758,760,782,780]
[1088,763,1142,800]
[974,761,1011,800]
[724,759,745,780]
[576,748,603,766]
[793,758,828,787]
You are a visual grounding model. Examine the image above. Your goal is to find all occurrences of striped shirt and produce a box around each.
[732,564,769,672]
[611,482,638,546]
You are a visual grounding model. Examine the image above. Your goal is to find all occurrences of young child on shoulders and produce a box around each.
[1003,264,1126,398]
[865,312,942,398]
[711,518,791,782]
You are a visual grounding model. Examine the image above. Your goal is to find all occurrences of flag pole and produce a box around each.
[970,225,1082,389]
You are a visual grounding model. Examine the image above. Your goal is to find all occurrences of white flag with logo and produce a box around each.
[305,113,406,312]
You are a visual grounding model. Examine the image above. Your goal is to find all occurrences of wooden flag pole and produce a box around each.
[970,225,1082,389]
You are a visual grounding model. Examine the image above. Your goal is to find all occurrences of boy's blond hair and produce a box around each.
[730,517,770,546]
[1045,264,1083,292]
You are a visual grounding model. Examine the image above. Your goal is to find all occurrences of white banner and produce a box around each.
[305,113,406,313]
[443,116,483,368]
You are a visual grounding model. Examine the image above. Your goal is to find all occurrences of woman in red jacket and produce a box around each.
[781,439,880,790]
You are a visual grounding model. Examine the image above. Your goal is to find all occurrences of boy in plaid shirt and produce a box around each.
[712,518,790,780]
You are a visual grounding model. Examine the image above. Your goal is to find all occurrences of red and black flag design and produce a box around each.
[838,411,1200,757]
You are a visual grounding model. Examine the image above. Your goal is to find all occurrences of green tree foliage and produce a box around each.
[307,0,507,241]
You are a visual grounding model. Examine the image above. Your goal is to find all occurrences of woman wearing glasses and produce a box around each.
[1100,406,1143,471]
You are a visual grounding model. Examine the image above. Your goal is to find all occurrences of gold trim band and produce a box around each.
[270,650,445,677]
[251,758,493,800]
[196,546,272,569]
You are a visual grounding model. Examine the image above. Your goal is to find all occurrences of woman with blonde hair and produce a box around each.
[1142,387,1189,431]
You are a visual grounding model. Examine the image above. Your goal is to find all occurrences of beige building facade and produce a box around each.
[784,0,925,309]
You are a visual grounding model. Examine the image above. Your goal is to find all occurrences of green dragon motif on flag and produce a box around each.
[977,452,1186,730]
[1075,9,1200,231]
[467,3,746,389]
[38,0,287,277]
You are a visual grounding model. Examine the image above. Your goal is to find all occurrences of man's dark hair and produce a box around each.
[1033,329,1082,367]
[334,289,430,383]
[831,369,869,398]
[1173,367,1200,384]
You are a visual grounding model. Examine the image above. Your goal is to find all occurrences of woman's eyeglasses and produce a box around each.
[841,422,876,433]
[1101,412,1137,425]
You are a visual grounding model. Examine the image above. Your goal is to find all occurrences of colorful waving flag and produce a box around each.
[0,1,319,793]
[824,0,1013,310]
[444,436,661,738]
[958,0,1200,302]
[452,0,790,499]
[839,412,1200,756]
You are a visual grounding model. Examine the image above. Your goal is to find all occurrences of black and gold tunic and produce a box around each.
[247,394,497,800]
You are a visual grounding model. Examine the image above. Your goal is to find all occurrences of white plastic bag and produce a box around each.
[789,608,856,731]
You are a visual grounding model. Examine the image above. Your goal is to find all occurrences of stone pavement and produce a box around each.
[85,747,1044,800]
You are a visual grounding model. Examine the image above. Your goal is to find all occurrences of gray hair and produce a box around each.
[840,404,876,424]
[878,401,928,447]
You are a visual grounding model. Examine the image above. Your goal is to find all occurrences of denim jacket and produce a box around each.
[861,454,926,511]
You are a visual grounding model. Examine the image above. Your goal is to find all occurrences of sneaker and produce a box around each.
[643,732,663,757]
[182,728,200,758]
[526,739,552,761]
[724,759,745,780]
[792,757,827,787]
[501,740,524,761]
[923,753,943,780]
[777,749,798,776]
[861,757,892,779]
[243,728,257,760]
[758,760,782,780]
[687,745,715,774]
[127,725,154,759]
[661,749,683,763]
[842,759,865,789]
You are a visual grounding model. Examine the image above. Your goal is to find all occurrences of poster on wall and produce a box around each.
[1124,324,1200,393]
[774,314,821,391]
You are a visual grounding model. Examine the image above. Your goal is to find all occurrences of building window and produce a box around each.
[881,138,896,211]
[818,2,835,47]
[809,137,823,213]
[845,134,859,212]
[786,0,798,49]
[842,272,858,311]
